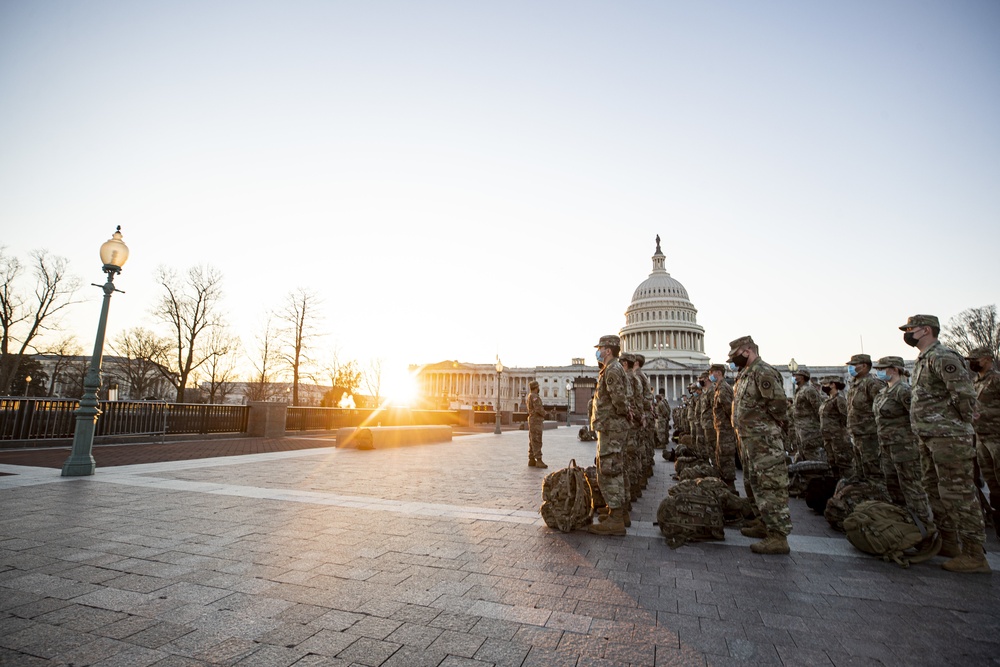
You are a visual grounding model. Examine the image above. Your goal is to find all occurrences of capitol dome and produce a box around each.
[620,236,709,370]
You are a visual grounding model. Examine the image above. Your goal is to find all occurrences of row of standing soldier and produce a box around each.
[589,314,995,573]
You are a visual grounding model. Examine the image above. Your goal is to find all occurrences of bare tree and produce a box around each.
[363,357,385,407]
[319,353,362,406]
[37,335,83,396]
[204,328,240,404]
[244,316,283,403]
[109,327,171,399]
[277,288,324,406]
[153,265,224,402]
[0,248,81,393]
[942,304,1000,359]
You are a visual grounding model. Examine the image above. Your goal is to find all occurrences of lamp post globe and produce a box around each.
[24,375,32,397]
[62,227,129,477]
[494,359,503,435]
[565,380,572,425]
[788,358,798,395]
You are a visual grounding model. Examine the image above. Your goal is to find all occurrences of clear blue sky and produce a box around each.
[1,1,998,393]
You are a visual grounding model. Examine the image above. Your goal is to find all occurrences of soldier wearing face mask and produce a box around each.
[728,335,792,555]
[819,376,853,479]
[589,334,631,536]
[966,346,1000,538]
[845,353,886,484]
[792,368,824,462]
[709,363,739,494]
[872,356,938,551]
[901,314,988,573]
[620,353,643,502]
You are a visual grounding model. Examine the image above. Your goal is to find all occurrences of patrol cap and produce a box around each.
[595,334,621,348]
[899,314,940,331]
[845,353,871,366]
[634,353,645,366]
[621,352,636,363]
[727,335,755,361]
[709,363,727,373]
[873,356,906,369]
[820,375,846,389]
[529,380,539,390]
[698,371,709,380]
[966,346,994,360]
[792,366,811,379]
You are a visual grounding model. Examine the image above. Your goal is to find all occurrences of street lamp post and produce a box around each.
[565,380,572,426]
[494,359,503,435]
[788,358,798,396]
[24,375,31,397]
[62,227,130,477]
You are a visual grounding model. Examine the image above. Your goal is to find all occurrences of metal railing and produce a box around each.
[285,407,460,431]
[0,398,249,442]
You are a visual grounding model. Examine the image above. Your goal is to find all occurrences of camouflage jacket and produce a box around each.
[733,358,787,435]
[637,370,654,414]
[672,405,686,433]
[974,368,1000,436]
[847,373,884,435]
[592,357,631,432]
[911,340,977,438]
[712,380,737,436]
[628,373,644,425]
[686,395,700,432]
[655,398,671,427]
[698,385,716,435]
[527,392,545,424]
[792,382,823,434]
[820,393,848,439]
[873,381,913,441]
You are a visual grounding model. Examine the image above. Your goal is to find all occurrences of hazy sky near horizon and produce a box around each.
[1,1,998,391]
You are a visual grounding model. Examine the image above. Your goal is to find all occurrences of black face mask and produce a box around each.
[821,386,832,395]
[969,360,983,373]
[732,353,749,369]
[903,331,921,347]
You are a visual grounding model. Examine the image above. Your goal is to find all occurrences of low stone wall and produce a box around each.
[336,425,453,450]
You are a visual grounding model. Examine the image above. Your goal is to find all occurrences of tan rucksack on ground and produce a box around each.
[824,479,891,531]
[540,459,594,532]
[657,479,726,549]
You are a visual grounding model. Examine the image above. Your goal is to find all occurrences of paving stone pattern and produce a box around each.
[1,429,998,666]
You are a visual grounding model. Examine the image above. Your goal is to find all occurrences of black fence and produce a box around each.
[0,398,249,443]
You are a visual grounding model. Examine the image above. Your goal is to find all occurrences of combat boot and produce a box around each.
[750,532,790,555]
[740,519,767,539]
[534,459,548,469]
[939,530,961,558]
[942,543,992,574]
[588,508,626,536]
[528,458,536,468]
[598,508,630,527]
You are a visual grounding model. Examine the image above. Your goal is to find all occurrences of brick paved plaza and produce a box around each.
[1,429,998,666]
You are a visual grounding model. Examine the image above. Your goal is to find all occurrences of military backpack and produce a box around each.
[843,500,939,568]
[540,459,594,533]
[824,479,891,532]
[657,479,726,549]
[584,465,606,512]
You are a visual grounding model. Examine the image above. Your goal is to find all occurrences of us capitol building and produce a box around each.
[413,237,711,419]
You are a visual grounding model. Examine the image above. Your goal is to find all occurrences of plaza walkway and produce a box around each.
[1,428,998,666]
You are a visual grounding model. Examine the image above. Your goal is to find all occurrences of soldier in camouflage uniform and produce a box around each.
[819,376,853,479]
[655,391,671,448]
[846,353,886,484]
[635,354,656,480]
[709,363,739,494]
[792,368,825,462]
[589,334,631,536]
[903,314,989,573]
[872,356,936,538]
[697,371,717,469]
[729,335,792,554]
[783,396,798,459]
[967,346,1000,533]
[620,353,642,501]
[687,384,702,458]
[526,381,547,468]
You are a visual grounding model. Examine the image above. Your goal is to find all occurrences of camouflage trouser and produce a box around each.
[656,420,669,448]
[528,422,543,461]
[716,430,738,489]
[692,424,703,458]
[919,435,986,548]
[796,427,824,462]
[851,432,883,484]
[625,428,641,498]
[977,435,1000,512]
[879,432,935,530]
[597,421,628,510]
[823,432,854,479]
[740,428,792,537]
[735,431,757,508]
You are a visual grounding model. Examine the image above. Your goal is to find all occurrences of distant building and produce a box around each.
[33,355,176,400]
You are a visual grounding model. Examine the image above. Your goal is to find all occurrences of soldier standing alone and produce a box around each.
[903,314,989,573]
[729,335,792,555]
[527,381,547,468]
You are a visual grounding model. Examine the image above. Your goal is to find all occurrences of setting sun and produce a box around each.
[383,369,420,407]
